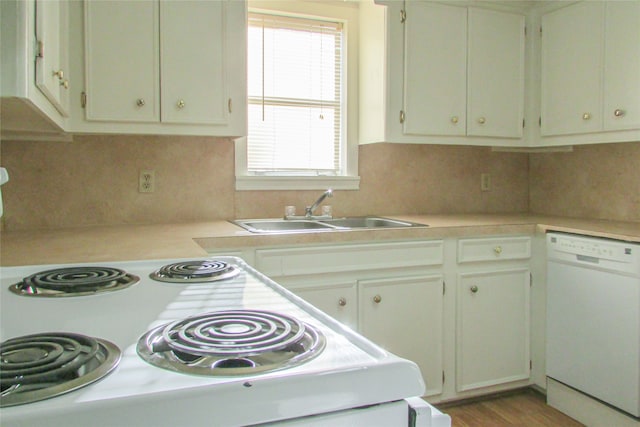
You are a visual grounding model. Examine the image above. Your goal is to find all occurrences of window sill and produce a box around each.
[235,175,360,191]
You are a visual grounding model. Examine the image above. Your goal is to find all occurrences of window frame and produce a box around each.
[235,2,360,191]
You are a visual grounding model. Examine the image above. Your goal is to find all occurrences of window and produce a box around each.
[248,12,343,175]
[236,4,359,191]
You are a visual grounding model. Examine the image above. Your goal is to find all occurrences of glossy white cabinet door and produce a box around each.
[359,275,444,397]
[467,8,524,138]
[456,268,530,392]
[403,2,467,136]
[35,0,69,116]
[541,2,604,136]
[603,1,640,131]
[289,282,358,331]
[84,0,159,122]
[160,1,227,125]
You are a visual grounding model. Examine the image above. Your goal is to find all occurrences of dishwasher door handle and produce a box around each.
[576,254,600,263]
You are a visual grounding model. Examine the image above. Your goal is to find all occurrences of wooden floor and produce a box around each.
[439,389,584,427]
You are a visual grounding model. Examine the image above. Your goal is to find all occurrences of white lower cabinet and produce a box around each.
[454,236,532,395]
[456,268,530,392]
[288,281,358,331]
[359,275,444,397]
[254,240,445,395]
[244,235,534,402]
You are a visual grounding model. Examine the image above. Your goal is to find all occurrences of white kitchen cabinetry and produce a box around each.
[360,1,525,146]
[84,1,158,123]
[80,0,246,136]
[540,1,640,141]
[288,281,358,331]
[359,275,444,397]
[254,240,445,396]
[35,0,70,117]
[1,0,69,139]
[455,236,531,392]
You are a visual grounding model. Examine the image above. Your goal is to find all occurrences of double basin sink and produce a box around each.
[233,216,427,234]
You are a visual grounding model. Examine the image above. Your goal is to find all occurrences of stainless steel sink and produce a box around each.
[233,216,427,233]
[319,217,419,229]
[233,219,336,233]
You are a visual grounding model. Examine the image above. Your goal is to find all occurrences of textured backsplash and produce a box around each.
[0,135,637,231]
[529,141,640,222]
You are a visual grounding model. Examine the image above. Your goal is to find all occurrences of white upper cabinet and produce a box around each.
[79,0,246,136]
[84,1,159,123]
[360,1,526,146]
[541,1,640,141]
[160,1,226,125]
[403,2,467,137]
[35,0,70,117]
[1,0,69,139]
[541,2,604,136]
[603,1,640,131]
[466,8,525,138]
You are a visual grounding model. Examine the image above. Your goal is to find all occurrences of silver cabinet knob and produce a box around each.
[373,295,382,304]
[582,112,592,120]
[136,98,146,107]
[470,285,479,293]
[451,116,459,124]
[477,117,486,124]
[60,80,69,89]
[614,109,626,117]
[338,297,347,307]
[177,99,185,109]
[494,246,503,255]
[53,69,64,79]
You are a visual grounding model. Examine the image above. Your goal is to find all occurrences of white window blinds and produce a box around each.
[247,12,344,176]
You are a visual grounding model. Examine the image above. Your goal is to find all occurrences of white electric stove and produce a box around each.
[0,257,450,426]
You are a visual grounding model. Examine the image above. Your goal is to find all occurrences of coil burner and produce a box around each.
[137,310,325,376]
[149,260,240,283]
[9,267,140,297]
[0,332,121,407]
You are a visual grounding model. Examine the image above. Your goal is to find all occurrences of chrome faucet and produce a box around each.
[305,189,333,218]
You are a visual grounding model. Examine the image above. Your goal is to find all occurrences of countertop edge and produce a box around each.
[1,214,638,266]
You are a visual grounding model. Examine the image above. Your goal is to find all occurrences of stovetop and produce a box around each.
[0,257,425,426]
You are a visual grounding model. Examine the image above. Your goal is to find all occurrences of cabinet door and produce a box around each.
[359,275,444,397]
[84,0,159,122]
[289,282,358,331]
[541,2,604,136]
[160,0,227,125]
[403,2,466,136]
[457,268,530,392]
[467,8,524,138]
[603,1,640,131]
[35,0,69,116]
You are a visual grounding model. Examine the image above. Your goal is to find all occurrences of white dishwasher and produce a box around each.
[546,232,640,418]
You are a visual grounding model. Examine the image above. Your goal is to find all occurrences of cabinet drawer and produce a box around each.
[256,241,443,277]
[457,236,531,263]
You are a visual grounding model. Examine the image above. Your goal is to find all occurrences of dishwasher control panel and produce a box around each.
[547,232,639,274]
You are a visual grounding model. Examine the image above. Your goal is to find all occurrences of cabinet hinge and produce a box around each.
[228,98,232,113]
[442,371,445,384]
[538,116,542,127]
[36,40,44,58]
[524,26,527,37]
[530,360,533,370]
[399,110,406,124]
[539,26,542,37]
[81,92,87,108]
[400,9,406,24]
[443,281,446,295]
[530,273,533,286]
[523,119,525,128]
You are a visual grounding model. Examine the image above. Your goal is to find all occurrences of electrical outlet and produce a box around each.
[481,173,491,191]
[139,170,155,193]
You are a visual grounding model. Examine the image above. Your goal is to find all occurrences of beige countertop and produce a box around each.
[1,214,638,266]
